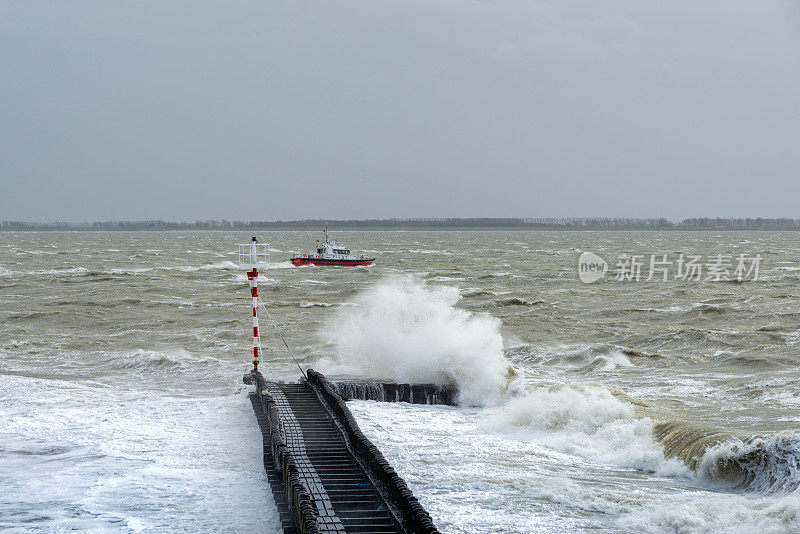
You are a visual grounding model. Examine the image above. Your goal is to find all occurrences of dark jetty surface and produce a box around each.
[246,369,446,534]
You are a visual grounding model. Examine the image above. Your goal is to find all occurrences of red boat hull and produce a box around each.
[291,258,374,266]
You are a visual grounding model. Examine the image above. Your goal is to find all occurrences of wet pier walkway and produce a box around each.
[247,369,446,534]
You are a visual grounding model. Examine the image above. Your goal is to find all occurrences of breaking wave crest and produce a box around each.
[317,276,519,405]
[493,389,800,492]
[176,261,238,272]
[496,297,545,307]
[110,348,221,374]
[505,342,638,372]
[119,348,190,370]
[654,422,800,492]
[489,384,689,476]
[491,387,800,493]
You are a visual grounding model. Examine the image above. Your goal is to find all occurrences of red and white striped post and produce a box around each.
[247,267,261,371]
[240,236,267,372]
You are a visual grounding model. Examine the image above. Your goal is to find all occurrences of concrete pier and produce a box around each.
[247,369,442,534]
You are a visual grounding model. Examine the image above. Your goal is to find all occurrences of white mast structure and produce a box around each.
[238,237,269,371]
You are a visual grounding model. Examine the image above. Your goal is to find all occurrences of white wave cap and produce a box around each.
[319,276,517,405]
[488,383,689,477]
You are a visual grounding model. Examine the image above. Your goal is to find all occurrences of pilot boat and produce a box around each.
[290,230,375,266]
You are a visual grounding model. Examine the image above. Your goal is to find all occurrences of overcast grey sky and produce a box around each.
[1,1,799,222]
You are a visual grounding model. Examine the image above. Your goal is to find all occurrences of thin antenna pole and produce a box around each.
[258,299,307,379]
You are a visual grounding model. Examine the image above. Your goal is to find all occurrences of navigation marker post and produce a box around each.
[238,237,269,371]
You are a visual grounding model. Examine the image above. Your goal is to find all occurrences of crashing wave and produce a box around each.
[654,421,800,492]
[317,276,521,405]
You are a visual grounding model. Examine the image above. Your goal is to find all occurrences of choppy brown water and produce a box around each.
[1,230,799,532]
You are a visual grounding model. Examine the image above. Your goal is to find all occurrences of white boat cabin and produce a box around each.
[315,241,357,260]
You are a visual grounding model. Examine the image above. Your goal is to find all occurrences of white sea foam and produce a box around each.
[511,343,635,373]
[16,249,58,255]
[23,267,89,275]
[590,351,633,371]
[108,267,156,274]
[786,330,800,345]
[616,492,800,534]
[169,259,292,272]
[405,249,453,255]
[317,277,518,405]
[427,276,467,282]
[0,374,281,532]
[487,383,688,477]
[176,260,238,272]
[350,400,800,534]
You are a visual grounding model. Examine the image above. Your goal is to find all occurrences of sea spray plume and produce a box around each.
[318,276,518,406]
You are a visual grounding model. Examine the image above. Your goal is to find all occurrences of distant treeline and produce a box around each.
[3,218,800,230]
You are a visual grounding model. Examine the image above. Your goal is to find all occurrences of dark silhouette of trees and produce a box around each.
[3,218,800,231]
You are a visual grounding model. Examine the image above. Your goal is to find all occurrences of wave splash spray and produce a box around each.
[318,277,517,405]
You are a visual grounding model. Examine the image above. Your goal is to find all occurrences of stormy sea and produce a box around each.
[2,230,799,533]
